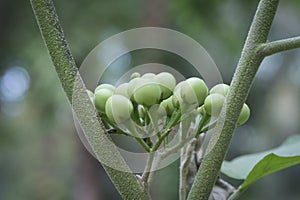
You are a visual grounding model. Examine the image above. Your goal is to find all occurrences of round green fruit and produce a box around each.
[133,80,162,106]
[180,81,198,105]
[204,93,225,116]
[95,83,115,93]
[178,77,208,107]
[160,96,175,116]
[105,95,133,123]
[210,84,230,96]
[172,81,185,108]
[237,103,250,125]
[114,83,130,98]
[94,88,114,113]
[155,72,176,99]
[142,73,156,80]
[186,77,208,106]
[130,72,141,80]
[128,77,143,101]
[173,81,198,112]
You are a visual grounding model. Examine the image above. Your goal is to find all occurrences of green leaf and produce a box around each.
[241,153,300,189]
[221,135,300,189]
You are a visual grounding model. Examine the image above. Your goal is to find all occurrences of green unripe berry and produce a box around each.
[155,72,176,100]
[172,81,184,108]
[128,77,143,101]
[173,81,198,112]
[237,103,250,125]
[180,81,199,105]
[95,83,115,93]
[130,72,141,80]
[142,73,156,79]
[133,80,162,106]
[94,88,114,113]
[204,93,225,116]
[105,95,133,123]
[210,84,230,96]
[185,77,208,106]
[160,96,175,116]
[115,83,130,98]
[175,78,208,108]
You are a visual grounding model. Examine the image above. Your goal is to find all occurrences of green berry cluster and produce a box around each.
[87,72,250,150]
[91,72,177,125]
[204,84,250,125]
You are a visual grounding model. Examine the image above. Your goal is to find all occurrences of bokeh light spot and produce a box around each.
[0,66,30,102]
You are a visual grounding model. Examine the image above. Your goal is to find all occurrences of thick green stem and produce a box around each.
[30,0,149,199]
[187,0,279,199]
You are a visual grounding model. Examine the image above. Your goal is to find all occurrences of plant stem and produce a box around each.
[141,127,174,184]
[179,139,197,200]
[30,0,149,199]
[152,128,173,151]
[141,152,155,187]
[261,36,300,56]
[136,137,151,152]
[187,0,279,199]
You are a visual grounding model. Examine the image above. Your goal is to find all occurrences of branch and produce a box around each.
[30,0,149,199]
[261,36,300,56]
[179,139,197,200]
[187,0,279,199]
[141,153,155,184]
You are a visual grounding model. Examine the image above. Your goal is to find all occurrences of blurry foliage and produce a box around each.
[0,0,300,199]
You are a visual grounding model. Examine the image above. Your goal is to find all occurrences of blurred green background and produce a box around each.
[1,0,300,199]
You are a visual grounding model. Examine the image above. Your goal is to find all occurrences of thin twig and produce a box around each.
[141,127,175,183]
[141,153,155,190]
[180,139,197,200]
[261,36,300,56]
[136,138,152,153]
[216,178,236,195]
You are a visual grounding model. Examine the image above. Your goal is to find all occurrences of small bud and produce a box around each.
[94,88,114,113]
[95,83,115,93]
[237,103,250,125]
[115,83,130,98]
[155,72,176,100]
[210,84,230,96]
[142,73,156,79]
[128,77,143,101]
[133,79,162,106]
[204,93,225,116]
[105,95,134,123]
[130,72,141,80]
[161,96,175,116]
[185,77,208,106]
